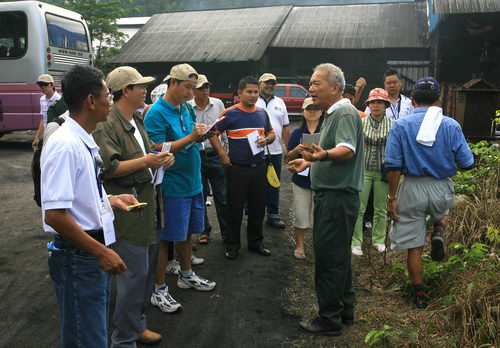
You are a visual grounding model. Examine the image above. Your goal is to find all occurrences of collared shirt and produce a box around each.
[365,94,413,120]
[92,104,156,245]
[362,115,393,172]
[311,100,364,192]
[256,96,289,155]
[287,122,322,189]
[40,91,61,125]
[216,104,274,165]
[144,97,202,198]
[188,97,227,150]
[384,107,474,179]
[41,115,111,233]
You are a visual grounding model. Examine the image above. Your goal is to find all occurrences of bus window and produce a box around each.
[46,13,89,51]
[0,11,28,59]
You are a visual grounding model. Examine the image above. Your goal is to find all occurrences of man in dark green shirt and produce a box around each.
[289,63,364,336]
[93,66,175,346]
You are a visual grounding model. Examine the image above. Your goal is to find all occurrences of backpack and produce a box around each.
[32,116,66,207]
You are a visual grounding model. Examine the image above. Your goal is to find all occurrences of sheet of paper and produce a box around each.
[101,199,116,246]
[152,142,171,186]
[246,130,263,156]
[298,167,310,177]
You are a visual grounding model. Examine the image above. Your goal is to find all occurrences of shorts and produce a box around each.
[390,176,454,251]
[292,183,314,229]
[160,192,204,242]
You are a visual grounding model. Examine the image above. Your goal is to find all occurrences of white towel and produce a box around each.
[416,106,443,147]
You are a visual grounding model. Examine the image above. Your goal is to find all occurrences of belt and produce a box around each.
[55,229,105,244]
[200,150,218,158]
[232,162,264,168]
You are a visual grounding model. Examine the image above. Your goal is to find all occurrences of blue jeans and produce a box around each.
[49,238,111,348]
[201,153,228,239]
[266,154,282,219]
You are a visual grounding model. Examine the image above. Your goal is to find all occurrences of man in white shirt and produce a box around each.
[365,70,413,120]
[256,73,290,229]
[189,74,228,245]
[42,65,138,348]
[32,74,61,148]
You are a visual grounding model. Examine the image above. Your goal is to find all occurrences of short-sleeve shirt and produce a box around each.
[256,96,289,155]
[40,91,61,126]
[287,123,322,189]
[188,97,227,150]
[216,104,274,165]
[144,97,202,198]
[311,102,364,192]
[384,107,474,179]
[41,116,111,233]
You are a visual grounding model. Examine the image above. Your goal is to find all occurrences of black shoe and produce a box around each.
[431,231,445,262]
[266,218,286,229]
[412,292,430,309]
[341,318,355,326]
[248,246,271,256]
[298,316,342,336]
[225,250,238,260]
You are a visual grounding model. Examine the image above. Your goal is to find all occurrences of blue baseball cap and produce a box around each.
[413,77,440,95]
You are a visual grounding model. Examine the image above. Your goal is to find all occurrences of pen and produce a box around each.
[151,150,159,154]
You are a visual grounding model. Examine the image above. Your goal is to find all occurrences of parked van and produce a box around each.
[0,1,92,136]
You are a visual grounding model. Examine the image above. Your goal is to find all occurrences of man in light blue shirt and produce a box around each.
[384,77,474,309]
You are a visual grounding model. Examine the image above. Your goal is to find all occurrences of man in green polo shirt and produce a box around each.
[289,63,364,336]
[93,66,175,346]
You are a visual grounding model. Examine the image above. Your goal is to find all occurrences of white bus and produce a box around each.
[0,1,92,134]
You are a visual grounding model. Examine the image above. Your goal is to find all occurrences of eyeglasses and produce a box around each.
[94,154,104,183]
[93,93,114,102]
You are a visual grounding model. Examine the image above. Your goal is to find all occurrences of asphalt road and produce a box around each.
[0,130,301,348]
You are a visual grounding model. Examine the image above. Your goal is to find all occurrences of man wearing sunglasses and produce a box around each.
[93,66,175,346]
[41,65,140,348]
[32,74,61,148]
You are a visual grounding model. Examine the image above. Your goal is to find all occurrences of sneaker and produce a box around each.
[351,245,363,256]
[431,231,445,262]
[374,243,386,252]
[166,261,180,275]
[191,253,205,266]
[206,198,212,206]
[150,287,182,313]
[177,272,216,291]
[412,291,430,309]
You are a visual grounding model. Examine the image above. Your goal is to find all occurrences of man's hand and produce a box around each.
[163,152,175,170]
[109,194,139,211]
[200,130,217,142]
[355,77,367,90]
[256,136,268,148]
[287,158,311,173]
[387,200,400,222]
[97,248,127,275]
[144,151,170,169]
[302,144,327,162]
[32,137,40,148]
[219,152,231,168]
[190,123,208,142]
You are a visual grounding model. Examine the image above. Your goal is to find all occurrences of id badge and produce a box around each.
[100,198,116,246]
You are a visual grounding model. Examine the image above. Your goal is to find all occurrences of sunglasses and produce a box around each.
[37,82,50,87]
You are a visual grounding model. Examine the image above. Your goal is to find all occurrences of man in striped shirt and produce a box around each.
[213,76,275,260]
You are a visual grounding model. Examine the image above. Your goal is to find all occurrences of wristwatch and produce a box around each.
[387,195,397,202]
[264,136,270,144]
[320,149,329,161]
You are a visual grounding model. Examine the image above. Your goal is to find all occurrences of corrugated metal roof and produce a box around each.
[271,2,429,49]
[433,0,500,14]
[111,6,292,64]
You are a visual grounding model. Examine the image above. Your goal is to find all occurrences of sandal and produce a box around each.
[198,234,210,245]
[293,249,306,260]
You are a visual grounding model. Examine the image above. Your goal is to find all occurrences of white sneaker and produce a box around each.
[166,261,180,275]
[351,245,363,256]
[177,272,216,291]
[150,286,182,313]
[374,243,386,252]
[206,198,212,206]
[191,253,205,266]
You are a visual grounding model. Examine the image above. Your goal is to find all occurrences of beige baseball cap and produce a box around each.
[106,66,155,92]
[37,74,54,84]
[195,74,211,89]
[259,73,277,83]
[302,97,314,109]
[162,63,198,83]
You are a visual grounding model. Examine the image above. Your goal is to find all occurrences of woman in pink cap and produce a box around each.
[352,88,393,256]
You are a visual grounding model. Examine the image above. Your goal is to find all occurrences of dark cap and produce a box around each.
[343,84,356,96]
[413,77,440,95]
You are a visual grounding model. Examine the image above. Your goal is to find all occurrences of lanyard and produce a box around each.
[85,145,103,200]
[389,96,402,120]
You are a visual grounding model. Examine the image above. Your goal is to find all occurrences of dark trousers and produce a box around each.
[266,154,282,218]
[201,152,228,239]
[225,162,266,252]
[313,189,360,327]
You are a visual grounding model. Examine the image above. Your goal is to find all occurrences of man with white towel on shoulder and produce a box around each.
[384,77,474,309]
